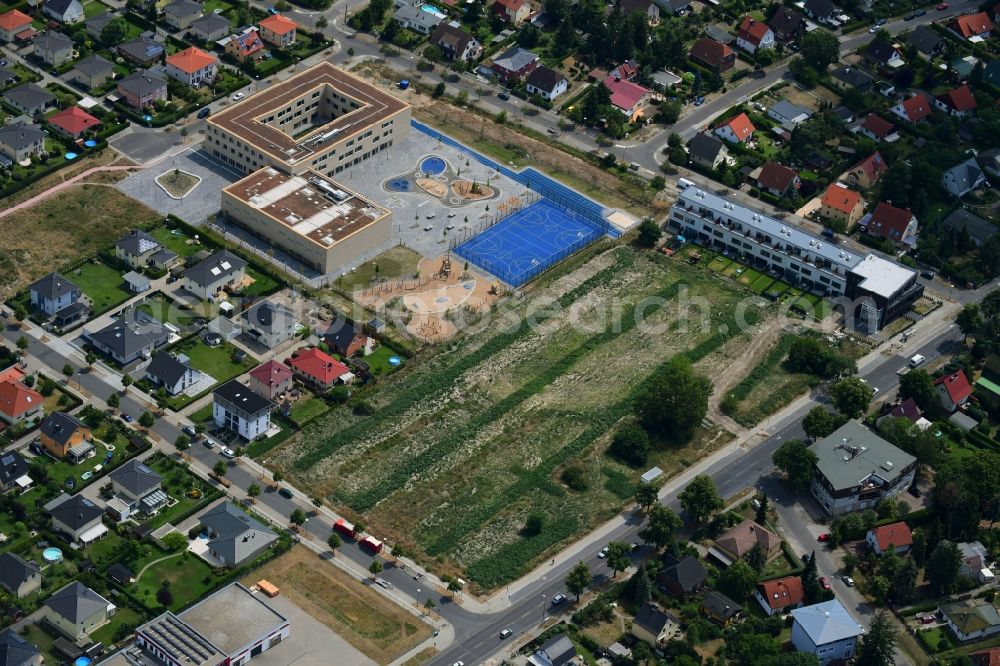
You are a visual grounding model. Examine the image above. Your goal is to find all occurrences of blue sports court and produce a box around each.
[454,199,605,287]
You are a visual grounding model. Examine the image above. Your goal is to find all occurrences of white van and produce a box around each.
[909,354,926,368]
[677,177,695,190]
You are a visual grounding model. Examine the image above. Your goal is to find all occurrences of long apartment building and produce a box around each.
[222,167,392,274]
[205,61,411,177]
[668,183,922,332]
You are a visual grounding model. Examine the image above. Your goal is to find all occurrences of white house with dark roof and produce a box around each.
[525,66,568,101]
[943,157,988,197]
[84,12,114,40]
[392,0,442,34]
[84,318,171,366]
[68,54,115,89]
[0,122,44,164]
[190,13,230,41]
[115,230,161,269]
[0,552,41,598]
[107,458,166,521]
[213,380,272,440]
[29,272,81,317]
[182,250,247,300]
[429,23,481,62]
[0,450,30,494]
[528,633,577,666]
[240,300,296,349]
[163,0,202,30]
[42,582,115,641]
[197,501,278,567]
[42,0,84,23]
[2,84,55,116]
[145,351,198,396]
[687,132,728,169]
[791,600,863,663]
[631,602,681,647]
[0,628,41,666]
[33,31,74,66]
[46,493,107,545]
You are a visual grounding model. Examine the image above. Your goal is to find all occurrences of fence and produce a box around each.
[410,120,621,238]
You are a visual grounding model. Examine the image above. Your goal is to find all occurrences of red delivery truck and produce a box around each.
[333,518,356,539]
[360,535,383,554]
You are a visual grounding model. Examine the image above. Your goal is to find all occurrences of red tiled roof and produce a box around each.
[738,15,771,45]
[718,112,755,142]
[938,84,977,112]
[821,183,862,214]
[249,359,293,386]
[289,347,351,385]
[0,378,43,419]
[934,370,973,405]
[954,11,994,38]
[898,93,932,122]
[971,647,1000,666]
[259,13,298,34]
[0,9,33,31]
[604,75,650,112]
[47,106,101,135]
[0,366,26,384]
[868,201,913,240]
[756,576,804,610]
[690,37,733,66]
[757,161,798,191]
[494,0,524,11]
[870,522,913,551]
[851,151,889,183]
[861,113,896,139]
[166,46,218,74]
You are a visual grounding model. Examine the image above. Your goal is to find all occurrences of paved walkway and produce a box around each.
[0,165,138,220]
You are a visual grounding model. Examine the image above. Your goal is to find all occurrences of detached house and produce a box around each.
[85,318,171,366]
[710,519,782,565]
[223,27,266,63]
[620,0,659,24]
[936,85,977,117]
[29,273,81,318]
[866,521,913,555]
[690,38,735,72]
[865,201,917,247]
[241,300,297,349]
[163,0,201,30]
[117,35,164,66]
[115,230,161,269]
[688,132,728,169]
[714,112,755,144]
[631,602,681,648]
[0,450,30,494]
[943,157,988,198]
[43,583,115,642]
[0,367,43,426]
[68,54,115,89]
[0,10,34,42]
[951,12,993,40]
[0,123,45,164]
[757,161,800,196]
[845,151,888,189]
[258,13,297,47]
[769,6,805,42]
[165,46,218,87]
[935,370,973,412]
[942,209,996,246]
[83,12,114,40]
[429,23,481,62]
[526,66,568,101]
[0,629,41,666]
[42,0,84,24]
[0,553,41,599]
[189,13,230,41]
[33,31,74,67]
[46,494,107,545]
[289,347,353,389]
[182,250,247,300]
[755,575,805,616]
[803,0,839,24]
[248,360,293,399]
[702,591,742,626]
[942,599,1000,643]
[39,411,93,461]
[736,16,774,53]
[213,380,273,440]
[323,321,371,357]
[604,74,651,122]
[392,1,442,34]
[891,92,932,123]
[107,458,166,520]
[791,600,862,664]
[117,70,167,109]
[493,0,531,26]
[906,25,942,57]
[820,183,865,228]
[3,84,55,116]
[861,38,904,69]
[657,554,707,597]
[145,351,198,396]
[488,46,539,83]
[854,113,898,142]
[197,501,278,567]
[48,107,100,141]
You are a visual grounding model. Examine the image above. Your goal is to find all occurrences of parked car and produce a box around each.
[278,487,294,499]
[597,546,609,559]
[232,92,245,101]
[919,614,935,624]
[220,446,236,459]
[203,438,216,449]
[909,485,922,497]
[182,425,197,437]
[921,270,934,280]
[498,91,510,100]
[120,413,133,423]
[820,576,832,591]
[842,575,855,587]
[375,578,393,590]
[936,2,949,8]
[904,12,917,19]
[868,25,879,33]
[817,533,830,542]
[267,5,278,13]
[916,8,926,15]
[197,107,211,119]
[551,593,567,605]
[694,96,704,106]
[499,629,512,639]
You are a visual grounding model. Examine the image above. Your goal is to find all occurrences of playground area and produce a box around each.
[382,153,501,207]
[354,253,503,341]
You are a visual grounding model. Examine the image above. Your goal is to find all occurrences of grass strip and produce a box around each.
[722,333,797,408]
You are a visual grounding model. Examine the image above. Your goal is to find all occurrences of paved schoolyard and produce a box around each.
[249,592,376,666]
[110,126,186,164]
[116,147,243,225]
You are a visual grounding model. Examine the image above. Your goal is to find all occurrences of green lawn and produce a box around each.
[144,456,220,529]
[737,268,763,286]
[365,344,403,375]
[202,0,236,15]
[89,606,146,647]
[150,227,211,258]
[243,267,281,298]
[71,260,132,314]
[87,531,126,567]
[138,295,198,328]
[132,553,219,612]
[190,403,213,424]
[19,624,62,665]
[290,394,328,424]
[750,273,775,293]
[83,0,107,18]
[171,339,257,384]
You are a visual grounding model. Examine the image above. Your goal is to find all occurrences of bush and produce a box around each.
[560,464,589,491]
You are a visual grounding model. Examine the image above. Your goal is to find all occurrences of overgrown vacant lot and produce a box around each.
[0,185,159,300]
[272,246,775,590]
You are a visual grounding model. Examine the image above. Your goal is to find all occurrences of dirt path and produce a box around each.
[134,551,183,581]
[705,316,788,436]
[0,165,139,220]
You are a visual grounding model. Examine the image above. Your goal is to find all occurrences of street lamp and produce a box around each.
[540,594,546,623]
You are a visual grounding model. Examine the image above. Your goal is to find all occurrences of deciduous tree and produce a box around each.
[773,439,817,491]
[639,505,682,551]
[679,475,723,523]
[829,377,872,417]
[605,541,631,578]
[638,356,712,442]
[566,561,591,601]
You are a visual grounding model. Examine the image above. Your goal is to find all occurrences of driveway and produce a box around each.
[116,147,243,224]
